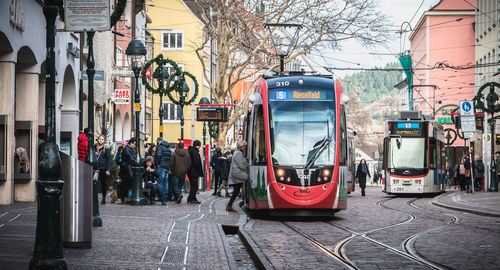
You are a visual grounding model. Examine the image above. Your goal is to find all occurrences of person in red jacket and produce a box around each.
[78,128,89,162]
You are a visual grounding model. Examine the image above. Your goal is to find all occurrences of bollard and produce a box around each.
[92,175,102,226]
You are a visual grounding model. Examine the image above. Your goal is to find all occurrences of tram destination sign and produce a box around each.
[390,121,423,136]
[270,89,334,101]
[196,107,228,122]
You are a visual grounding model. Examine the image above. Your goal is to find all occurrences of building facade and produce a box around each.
[147,0,211,146]
[409,0,475,146]
[0,0,80,204]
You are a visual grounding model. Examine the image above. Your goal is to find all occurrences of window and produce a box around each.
[163,102,182,121]
[429,138,437,169]
[252,105,266,165]
[339,105,347,165]
[162,31,184,50]
[124,77,131,86]
[116,46,123,67]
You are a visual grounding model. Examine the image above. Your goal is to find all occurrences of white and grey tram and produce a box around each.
[382,111,446,195]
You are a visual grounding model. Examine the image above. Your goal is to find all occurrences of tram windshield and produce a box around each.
[388,138,426,169]
[269,100,335,166]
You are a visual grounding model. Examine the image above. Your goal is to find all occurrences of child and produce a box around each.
[143,156,162,205]
[217,150,232,197]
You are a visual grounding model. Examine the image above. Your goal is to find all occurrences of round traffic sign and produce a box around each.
[462,101,472,112]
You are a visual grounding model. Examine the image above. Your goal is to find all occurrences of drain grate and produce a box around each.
[168,231,187,243]
[162,246,186,264]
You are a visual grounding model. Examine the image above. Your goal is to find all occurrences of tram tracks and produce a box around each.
[283,197,458,270]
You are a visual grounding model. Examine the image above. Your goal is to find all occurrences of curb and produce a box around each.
[238,228,275,270]
[432,192,500,218]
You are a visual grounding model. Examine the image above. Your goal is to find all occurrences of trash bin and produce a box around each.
[60,151,92,248]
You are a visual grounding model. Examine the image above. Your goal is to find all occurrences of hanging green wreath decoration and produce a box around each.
[166,71,199,106]
[141,54,183,94]
[473,82,500,113]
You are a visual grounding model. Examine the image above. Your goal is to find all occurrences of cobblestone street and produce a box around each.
[1,186,499,269]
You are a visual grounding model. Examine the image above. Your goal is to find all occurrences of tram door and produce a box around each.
[383,137,388,191]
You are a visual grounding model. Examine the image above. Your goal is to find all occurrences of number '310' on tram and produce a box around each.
[241,75,353,216]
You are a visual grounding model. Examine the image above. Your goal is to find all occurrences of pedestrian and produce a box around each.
[457,159,466,191]
[187,140,203,204]
[474,157,484,192]
[95,135,111,204]
[143,156,162,205]
[226,141,249,212]
[464,157,473,193]
[494,152,500,192]
[114,140,125,166]
[155,137,171,205]
[217,149,232,197]
[210,147,223,195]
[77,128,89,162]
[118,138,135,204]
[170,142,191,203]
[452,163,459,189]
[356,159,370,196]
[145,143,156,159]
[373,171,379,186]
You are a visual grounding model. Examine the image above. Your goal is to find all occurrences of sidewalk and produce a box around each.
[432,190,500,217]
[0,191,245,270]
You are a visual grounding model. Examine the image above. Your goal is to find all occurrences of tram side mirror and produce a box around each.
[396,138,401,149]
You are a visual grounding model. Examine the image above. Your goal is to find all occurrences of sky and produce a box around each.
[311,0,441,78]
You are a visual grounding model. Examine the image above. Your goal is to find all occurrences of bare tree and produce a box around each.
[190,0,389,148]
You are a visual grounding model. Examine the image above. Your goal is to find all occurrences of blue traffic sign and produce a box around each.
[462,101,472,112]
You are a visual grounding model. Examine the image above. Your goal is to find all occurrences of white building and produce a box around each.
[0,0,80,204]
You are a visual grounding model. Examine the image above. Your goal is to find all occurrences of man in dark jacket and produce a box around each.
[155,137,171,205]
[187,140,203,204]
[119,138,136,203]
[210,147,223,195]
[170,142,191,203]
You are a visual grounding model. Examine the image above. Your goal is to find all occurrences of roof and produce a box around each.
[183,0,207,25]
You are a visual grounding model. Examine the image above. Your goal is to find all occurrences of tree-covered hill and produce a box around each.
[342,62,402,102]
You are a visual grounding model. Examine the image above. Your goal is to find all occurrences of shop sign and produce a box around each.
[114,89,130,104]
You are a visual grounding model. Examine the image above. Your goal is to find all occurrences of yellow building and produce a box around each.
[147,0,211,146]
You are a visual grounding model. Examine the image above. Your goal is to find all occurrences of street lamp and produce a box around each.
[199,97,210,147]
[153,67,169,137]
[265,23,301,74]
[180,81,190,142]
[126,39,147,205]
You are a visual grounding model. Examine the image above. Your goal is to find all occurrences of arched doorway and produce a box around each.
[60,65,78,156]
[15,45,38,202]
[115,110,122,142]
[123,113,131,141]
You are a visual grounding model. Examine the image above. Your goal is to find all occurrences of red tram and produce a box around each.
[242,75,352,215]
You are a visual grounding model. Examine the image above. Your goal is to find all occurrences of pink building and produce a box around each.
[409,0,475,146]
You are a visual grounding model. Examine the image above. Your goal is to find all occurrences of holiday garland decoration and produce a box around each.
[141,54,183,94]
[141,54,199,106]
[473,82,500,113]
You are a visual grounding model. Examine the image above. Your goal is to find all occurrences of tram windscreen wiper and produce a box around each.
[305,137,331,170]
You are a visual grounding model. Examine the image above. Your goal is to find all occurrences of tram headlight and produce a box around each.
[317,177,322,183]
[322,169,330,177]
[277,169,285,177]
[286,177,292,183]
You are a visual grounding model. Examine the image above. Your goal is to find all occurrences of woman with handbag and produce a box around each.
[95,135,111,204]
[226,141,249,212]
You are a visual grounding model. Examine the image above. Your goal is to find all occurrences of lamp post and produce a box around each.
[126,39,147,205]
[199,97,210,146]
[30,3,67,269]
[180,82,190,142]
[153,67,169,137]
[265,23,301,74]
[85,30,102,227]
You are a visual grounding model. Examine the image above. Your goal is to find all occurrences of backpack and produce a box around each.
[114,146,123,165]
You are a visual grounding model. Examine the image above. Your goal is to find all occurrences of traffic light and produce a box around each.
[475,115,484,132]
[453,115,461,129]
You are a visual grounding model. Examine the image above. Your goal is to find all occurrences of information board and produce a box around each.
[64,0,110,32]
[196,107,228,122]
